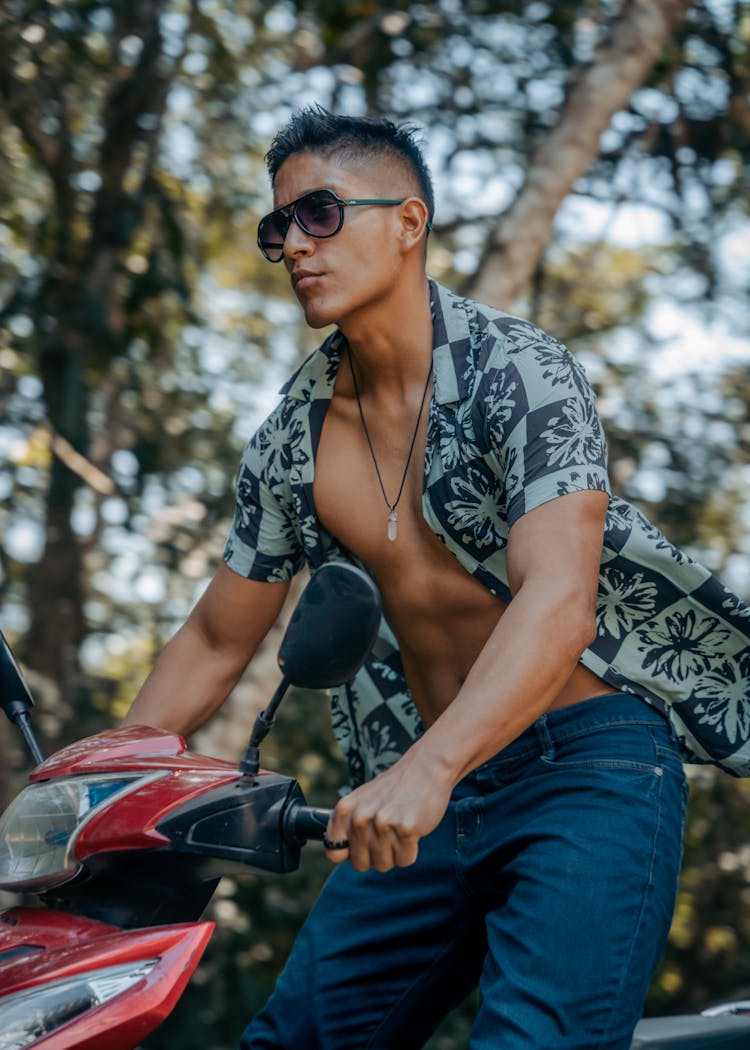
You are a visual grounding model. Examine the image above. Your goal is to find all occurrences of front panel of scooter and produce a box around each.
[0,738,313,928]
[156,772,308,874]
[0,912,213,1050]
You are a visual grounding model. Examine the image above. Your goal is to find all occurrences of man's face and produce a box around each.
[271,151,409,330]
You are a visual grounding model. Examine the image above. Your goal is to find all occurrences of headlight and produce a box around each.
[0,776,142,890]
[0,958,158,1050]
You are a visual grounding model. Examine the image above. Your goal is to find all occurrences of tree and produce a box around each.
[0,0,198,697]
[466,0,697,307]
[1,2,749,1045]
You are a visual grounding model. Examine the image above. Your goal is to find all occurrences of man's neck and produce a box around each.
[339,272,433,401]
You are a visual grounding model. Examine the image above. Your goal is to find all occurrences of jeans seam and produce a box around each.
[549,716,663,746]
[540,756,661,773]
[453,801,484,900]
[597,736,664,1046]
[482,717,668,773]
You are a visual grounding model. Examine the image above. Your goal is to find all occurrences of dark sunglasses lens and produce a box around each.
[258,211,288,262]
[295,191,342,237]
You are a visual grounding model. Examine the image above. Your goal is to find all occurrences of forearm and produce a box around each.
[122,618,249,736]
[408,579,596,787]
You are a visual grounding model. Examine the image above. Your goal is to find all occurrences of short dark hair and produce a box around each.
[265,105,435,223]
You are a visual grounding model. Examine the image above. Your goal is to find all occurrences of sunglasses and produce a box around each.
[257,188,407,263]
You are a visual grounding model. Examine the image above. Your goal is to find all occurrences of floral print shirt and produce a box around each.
[225,279,750,785]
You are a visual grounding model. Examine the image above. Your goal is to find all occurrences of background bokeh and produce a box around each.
[1,1,749,1046]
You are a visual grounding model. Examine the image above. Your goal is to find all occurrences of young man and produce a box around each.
[125,107,750,1048]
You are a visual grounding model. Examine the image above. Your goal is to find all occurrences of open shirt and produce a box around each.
[224,280,750,784]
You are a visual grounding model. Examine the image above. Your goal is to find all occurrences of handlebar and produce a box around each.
[283,801,333,843]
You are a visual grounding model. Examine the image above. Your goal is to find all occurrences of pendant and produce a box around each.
[387,509,398,542]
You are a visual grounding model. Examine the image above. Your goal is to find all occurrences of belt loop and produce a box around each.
[534,714,555,759]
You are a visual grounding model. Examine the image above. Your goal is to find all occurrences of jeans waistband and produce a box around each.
[469,692,670,775]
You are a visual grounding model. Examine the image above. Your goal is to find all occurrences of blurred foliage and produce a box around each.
[0,1,749,1046]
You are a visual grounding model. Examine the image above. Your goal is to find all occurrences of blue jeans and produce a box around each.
[241,694,687,1049]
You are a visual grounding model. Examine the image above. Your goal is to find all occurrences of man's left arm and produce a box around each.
[325,488,609,873]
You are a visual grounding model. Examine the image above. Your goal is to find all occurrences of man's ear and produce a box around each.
[399,197,431,251]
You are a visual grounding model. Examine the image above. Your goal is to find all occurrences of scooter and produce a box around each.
[0,562,381,1049]
[1,564,750,1050]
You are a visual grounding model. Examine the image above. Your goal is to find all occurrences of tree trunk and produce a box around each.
[25,290,89,688]
[0,1,191,702]
[464,0,695,310]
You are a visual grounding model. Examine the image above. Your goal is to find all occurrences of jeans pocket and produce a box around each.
[540,719,666,774]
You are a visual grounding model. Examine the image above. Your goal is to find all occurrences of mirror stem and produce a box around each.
[5,700,44,766]
[239,678,290,777]
[20,715,45,767]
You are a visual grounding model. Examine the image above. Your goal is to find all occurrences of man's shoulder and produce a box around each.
[431,278,568,363]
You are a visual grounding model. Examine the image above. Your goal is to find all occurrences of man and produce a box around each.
[125,107,750,1048]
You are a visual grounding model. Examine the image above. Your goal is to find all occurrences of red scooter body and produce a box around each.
[0,906,213,1049]
[0,726,323,1049]
[0,564,382,1049]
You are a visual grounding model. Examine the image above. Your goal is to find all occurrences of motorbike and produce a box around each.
[0,563,749,1049]
[0,562,381,1049]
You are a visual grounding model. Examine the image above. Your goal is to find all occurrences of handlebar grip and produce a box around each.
[283,802,333,843]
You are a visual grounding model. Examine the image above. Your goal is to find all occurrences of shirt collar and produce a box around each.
[279,278,477,406]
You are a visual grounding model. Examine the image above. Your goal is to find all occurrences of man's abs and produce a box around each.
[314,389,614,728]
[381,551,615,728]
[314,472,614,728]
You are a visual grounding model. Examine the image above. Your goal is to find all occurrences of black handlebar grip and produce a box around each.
[284,802,333,843]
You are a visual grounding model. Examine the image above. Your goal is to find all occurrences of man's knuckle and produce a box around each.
[373,811,393,835]
[335,798,354,820]
[351,810,371,832]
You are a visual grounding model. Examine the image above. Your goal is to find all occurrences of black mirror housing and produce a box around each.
[277,563,382,689]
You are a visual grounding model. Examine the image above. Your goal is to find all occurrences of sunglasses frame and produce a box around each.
[257,189,407,262]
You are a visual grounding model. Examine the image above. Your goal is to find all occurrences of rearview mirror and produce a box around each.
[239,562,382,777]
[278,562,382,689]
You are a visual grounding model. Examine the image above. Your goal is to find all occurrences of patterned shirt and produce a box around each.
[225,279,750,785]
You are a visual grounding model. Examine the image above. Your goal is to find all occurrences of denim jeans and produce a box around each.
[241,694,688,1050]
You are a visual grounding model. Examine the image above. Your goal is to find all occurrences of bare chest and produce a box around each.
[314,393,506,719]
[313,394,502,617]
[314,394,430,563]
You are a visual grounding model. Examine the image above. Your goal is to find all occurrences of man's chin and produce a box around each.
[303,312,334,330]
[298,299,337,329]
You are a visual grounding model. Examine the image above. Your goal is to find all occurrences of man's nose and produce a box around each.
[283,217,314,259]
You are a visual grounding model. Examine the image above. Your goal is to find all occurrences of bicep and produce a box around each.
[189,561,292,664]
[506,489,609,602]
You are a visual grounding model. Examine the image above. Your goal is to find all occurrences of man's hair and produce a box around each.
[265,105,435,223]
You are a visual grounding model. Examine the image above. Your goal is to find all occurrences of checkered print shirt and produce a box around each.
[225,279,750,785]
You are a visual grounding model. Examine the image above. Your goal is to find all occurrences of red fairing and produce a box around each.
[29,725,238,780]
[74,767,242,858]
[0,907,213,1049]
[24,726,262,859]
[0,908,119,952]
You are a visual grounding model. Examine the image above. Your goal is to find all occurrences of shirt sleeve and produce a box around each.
[223,430,306,583]
[486,318,611,529]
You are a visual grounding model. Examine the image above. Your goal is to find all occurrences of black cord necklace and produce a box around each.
[348,347,433,542]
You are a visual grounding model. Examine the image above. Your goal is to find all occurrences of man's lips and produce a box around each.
[292,270,324,291]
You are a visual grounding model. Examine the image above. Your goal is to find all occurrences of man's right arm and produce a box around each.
[122,562,291,736]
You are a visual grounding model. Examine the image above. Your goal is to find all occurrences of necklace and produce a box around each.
[348,348,433,542]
